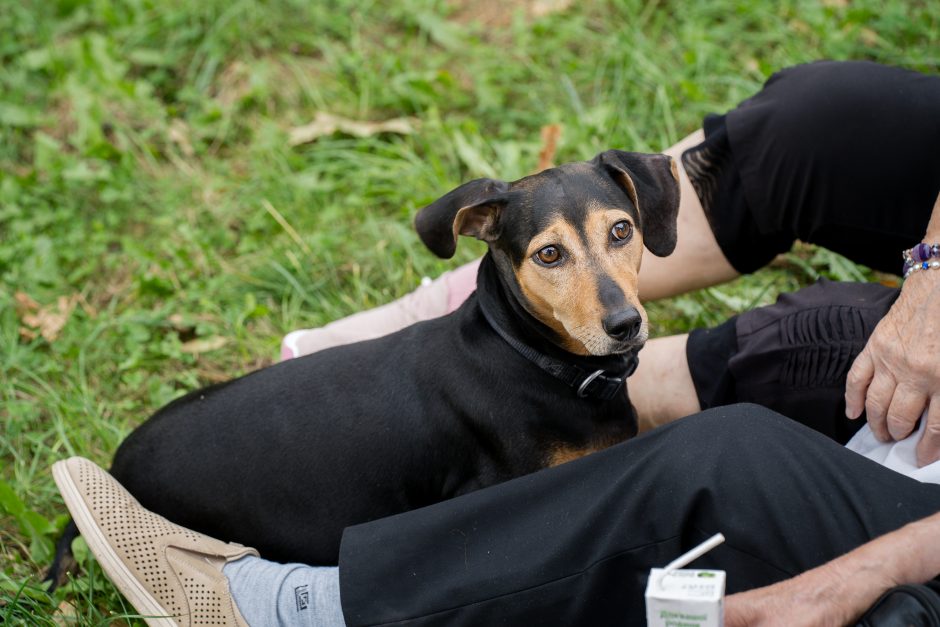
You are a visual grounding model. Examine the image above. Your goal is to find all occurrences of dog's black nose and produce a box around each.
[603,308,642,341]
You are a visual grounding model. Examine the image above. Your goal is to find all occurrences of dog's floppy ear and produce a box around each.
[593,150,680,257]
[414,178,511,259]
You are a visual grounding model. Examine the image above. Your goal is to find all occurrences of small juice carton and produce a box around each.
[644,567,725,627]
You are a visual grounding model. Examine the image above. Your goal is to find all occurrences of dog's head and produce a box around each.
[415,150,680,357]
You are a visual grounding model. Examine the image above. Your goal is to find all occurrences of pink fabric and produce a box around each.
[280,330,304,360]
[279,257,483,361]
[443,258,481,313]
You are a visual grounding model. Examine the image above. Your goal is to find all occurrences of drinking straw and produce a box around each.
[657,533,725,588]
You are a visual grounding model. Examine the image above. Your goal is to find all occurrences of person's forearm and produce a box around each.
[726,510,940,626]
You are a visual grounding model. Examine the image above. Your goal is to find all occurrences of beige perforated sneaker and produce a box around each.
[52,457,259,627]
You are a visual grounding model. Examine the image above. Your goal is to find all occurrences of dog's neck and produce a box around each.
[475,253,634,375]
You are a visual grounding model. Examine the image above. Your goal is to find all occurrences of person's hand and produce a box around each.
[845,270,940,467]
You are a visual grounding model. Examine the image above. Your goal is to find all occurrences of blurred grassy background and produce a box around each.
[1,0,937,622]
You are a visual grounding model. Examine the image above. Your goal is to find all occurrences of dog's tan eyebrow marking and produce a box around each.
[582,206,638,255]
[572,201,632,250]
[585,201,635,225]
[524,217,580,259]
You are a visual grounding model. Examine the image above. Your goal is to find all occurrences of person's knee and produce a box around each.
[665,402,795,449]
[761,61,889,135]
[639,403,804,493]
[772,280,896,321]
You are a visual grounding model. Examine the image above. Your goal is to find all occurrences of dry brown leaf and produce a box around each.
[180,335,228,354]
[288,112,418,146]
[77,293,98,319]
[54,601,78,626]
[859,27,879,47]
[195,367,233,383]
[447,0,572,27]
[215,60,252,107]
[536,124,562,173]
[530,0,572,18]
[789,19,811,34]
[13,291,40,312]
[168,119,195,157]
[168,312,218,326]
[16,292,78,342]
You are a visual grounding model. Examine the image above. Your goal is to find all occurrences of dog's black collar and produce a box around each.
[478,296,638,402]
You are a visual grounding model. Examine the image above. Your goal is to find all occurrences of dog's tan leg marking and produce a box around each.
[548,444,604,467]
[546,434,627,467]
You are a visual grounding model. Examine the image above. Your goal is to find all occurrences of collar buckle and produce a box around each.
[577,370,625,401]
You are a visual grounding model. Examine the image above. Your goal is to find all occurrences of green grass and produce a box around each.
[0,0,936,622]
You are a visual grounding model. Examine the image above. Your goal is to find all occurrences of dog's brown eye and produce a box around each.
[535,245,562,266]
[611,221,632,244]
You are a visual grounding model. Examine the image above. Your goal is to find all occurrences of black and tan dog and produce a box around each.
[49,149,679,578]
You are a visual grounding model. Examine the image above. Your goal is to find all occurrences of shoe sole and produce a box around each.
[53,459,178,626]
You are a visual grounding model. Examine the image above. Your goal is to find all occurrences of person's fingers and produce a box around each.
[864,372,897,442]
[885,385,927,442]
[916,397,940,467]
[845,349,875,419]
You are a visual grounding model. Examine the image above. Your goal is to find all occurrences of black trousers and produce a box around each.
[339,406,940,625]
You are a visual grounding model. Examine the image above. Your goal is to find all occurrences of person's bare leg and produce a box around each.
[638,130,740,302]
[628,334,701,432]
[629,132,738,429]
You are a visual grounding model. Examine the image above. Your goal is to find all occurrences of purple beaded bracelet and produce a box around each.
[902,242,940,278]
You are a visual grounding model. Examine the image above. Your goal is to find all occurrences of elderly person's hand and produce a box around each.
[845,272,940,466]
[845,192,940,467]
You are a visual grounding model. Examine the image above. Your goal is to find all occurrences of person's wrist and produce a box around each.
[804,560,878,625]
[893,513,940,584]
[898,259,940,304]
[902,240,940,279]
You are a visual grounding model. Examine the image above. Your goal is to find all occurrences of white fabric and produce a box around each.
[846,414,940,485]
